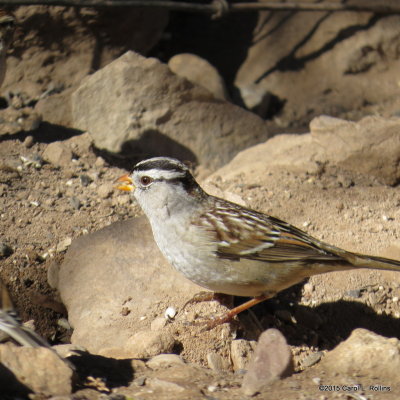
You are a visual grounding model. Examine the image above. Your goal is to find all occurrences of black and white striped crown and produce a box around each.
[133,157,203,194]
[134,157,188,175]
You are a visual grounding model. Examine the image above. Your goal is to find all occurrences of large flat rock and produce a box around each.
[54,217,201,356]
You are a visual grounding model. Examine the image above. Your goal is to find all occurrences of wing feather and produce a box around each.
[197,199,343,263]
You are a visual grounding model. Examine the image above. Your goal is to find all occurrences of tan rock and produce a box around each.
[236,12,400,123]
[230,339,257,371]
[322,328,400,380]
[168,53,229,101]
[207,115,400,185]
[72,51,270,171]
[56,216,200,356]
[42,142,73,168]
[100,330,175,359]
[241,329,294,396]
[0,343,74,396]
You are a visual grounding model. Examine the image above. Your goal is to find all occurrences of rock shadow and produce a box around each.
[238,281,400,350]
[0,363,32,397]
[255,13,384,83]
[68,351,134,390]
[0,122,83,144]
[94,129,198,170]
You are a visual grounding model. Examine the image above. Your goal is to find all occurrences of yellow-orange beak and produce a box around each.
[116,174,134,192]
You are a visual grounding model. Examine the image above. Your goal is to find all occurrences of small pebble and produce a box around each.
[121,307,130,316]
[98,183,114,199]
[80,174,92,187]
[300,351,323,368]
[133,377,146,386]
[44,198,55,206]
[0,242,13,257]
[69,196,81,210]
[94,157,106,167]
[56,237,72,252]
[312,377,321,385]
[23,135,35,148]
[346,289,361,298]
[164,306,177,320]
[146,354,184,369]
[57,318,72,330]
[207,352,230,371]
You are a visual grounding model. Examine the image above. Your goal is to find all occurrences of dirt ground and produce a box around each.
[2,131,400,399]
[1,5,400,399]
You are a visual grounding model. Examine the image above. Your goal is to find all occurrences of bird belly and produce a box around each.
[156,230,308,297]
[150,217,325,298]
[184,258,307,297]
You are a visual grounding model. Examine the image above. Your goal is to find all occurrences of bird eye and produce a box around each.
[140,176,153,186]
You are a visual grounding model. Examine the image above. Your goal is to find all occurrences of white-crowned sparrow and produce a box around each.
[0,9,15,87]
[118,157,400,326]
[0,280,76,368]
[0,280,54,347]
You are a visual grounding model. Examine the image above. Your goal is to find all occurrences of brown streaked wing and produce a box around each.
[198,200,344,263]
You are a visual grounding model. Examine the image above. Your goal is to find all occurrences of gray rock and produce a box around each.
[72,51,270,171]
[346,289,361,298]
[0,107,41,136]
[64,132,93,158]
[100,330,175,359]
[143,363,211,397]
[69,196,81,210]
[97,183,114,199]
[236,13,400,123]
[42,142,73,168]
[310,115,400,185]
[23,135,35,148]
[56,237,72,253]
[55,216,200,356]
[52,343,87,359]
[300,351,324,368]
[236,83,272,118]
[230,339,257,371]
[206,352,230,371]
[147,353,185,369]
[35,90,73,127]
[0,241,13,257]
[79,174,92,187]
[146,377,186,393]
[241,328,294,396]
[207,116,400,185]
[168,53,229,101]
[0,343,74,396]
[321,328,400,380]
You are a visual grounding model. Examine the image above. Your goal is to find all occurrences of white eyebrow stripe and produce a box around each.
[137,169,186,181]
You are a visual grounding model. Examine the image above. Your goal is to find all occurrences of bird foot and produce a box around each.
[184,294,272,331]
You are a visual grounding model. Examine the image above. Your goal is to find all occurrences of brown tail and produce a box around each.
[344,252,400,271]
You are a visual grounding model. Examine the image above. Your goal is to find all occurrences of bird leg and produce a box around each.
[204,294,273,330]
[182,291,233,311]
